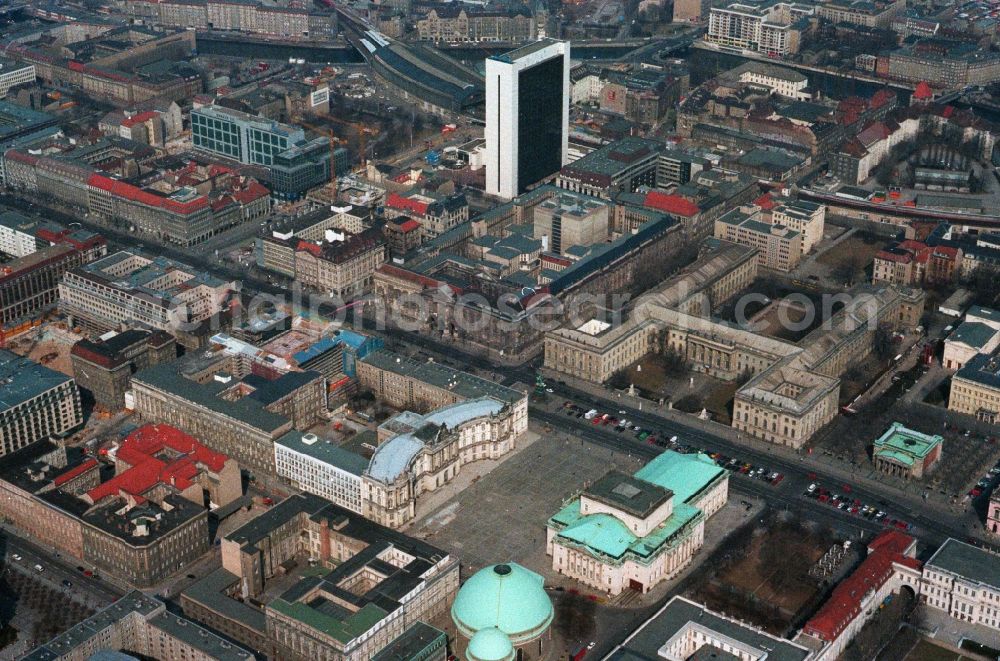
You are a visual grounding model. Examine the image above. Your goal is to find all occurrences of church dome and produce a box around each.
[451,563,553,644]
[466,627,515,661]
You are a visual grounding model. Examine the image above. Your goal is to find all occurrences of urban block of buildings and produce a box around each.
[25,591,254,661]
[872,422,943,480]
[70,329,177,411]
[130,342,326,478]
[0,422,239,586]
[59,250,237,348]
[0,224,107,327]
[547,450,729,595]
[545,238,924,448]
[180,493,459,661]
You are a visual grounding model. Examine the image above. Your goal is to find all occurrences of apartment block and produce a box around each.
[707,2,814,55]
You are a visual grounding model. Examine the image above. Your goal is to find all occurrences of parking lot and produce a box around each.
[560,402,786,487]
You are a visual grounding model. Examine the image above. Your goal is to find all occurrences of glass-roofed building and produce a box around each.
[546,450,728,595]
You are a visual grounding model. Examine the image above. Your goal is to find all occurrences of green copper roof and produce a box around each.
[268,600,387,644]
[451,563,553,644]
[559,513,637,558]
[551,500,703,562]
[875,449,916,466]
[467,628,515,661]
[633,451,724,504]
[873,422,942,461]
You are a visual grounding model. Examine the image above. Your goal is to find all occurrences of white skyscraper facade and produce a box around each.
[485,39,570,199]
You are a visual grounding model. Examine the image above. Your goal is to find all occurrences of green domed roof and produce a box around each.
[451,563,554,644]
[466,628,515,661]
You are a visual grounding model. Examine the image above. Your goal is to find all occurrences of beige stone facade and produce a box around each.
[545,238,924,447]
[714,209,802,272]
[948,353,1000,423]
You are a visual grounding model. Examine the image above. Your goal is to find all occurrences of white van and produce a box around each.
[584,409,598,420]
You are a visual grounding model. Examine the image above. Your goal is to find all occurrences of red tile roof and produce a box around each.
[643,191,699,217]
[88,174,210,215]
[86,424,228,503]
[802,531,919,642]
[120,111,157,128]
[914,82,933,100]
[53,459,99,487]
[753,193,776,210]
[386,192,429,216]
[398,219,421,233]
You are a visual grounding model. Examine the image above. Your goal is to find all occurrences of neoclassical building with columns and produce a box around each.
[546,451,728,595]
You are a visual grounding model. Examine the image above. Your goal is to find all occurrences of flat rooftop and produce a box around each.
[361,350,524,405]
[0,349,74,411]
[605,596,811,661]
[490,38,565,63]
[584,470,672,519]
[926,538,1000,591]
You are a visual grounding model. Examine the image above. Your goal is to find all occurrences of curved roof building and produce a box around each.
[467,627,515,661]
[451,563,553,654]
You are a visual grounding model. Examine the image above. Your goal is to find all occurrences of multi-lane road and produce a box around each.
[2,528,124,610]
[531,392,975,553]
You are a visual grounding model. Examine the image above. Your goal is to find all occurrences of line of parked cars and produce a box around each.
[805,483,912,530]
[968,461,1000,499]
[562,402,784,486]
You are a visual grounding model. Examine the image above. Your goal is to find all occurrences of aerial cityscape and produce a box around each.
[0,0,999,660]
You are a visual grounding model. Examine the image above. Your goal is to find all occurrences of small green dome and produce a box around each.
[467,628,515,661]
[451,563,554,644]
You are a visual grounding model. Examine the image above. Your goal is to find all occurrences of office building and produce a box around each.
[0,351,82,457]
[25,592,254,661]
[70,330,176,410]
[212,494,459,660]
[714,208,803,272]
[274,430,368,513]
[0,57,35,98]
[485,39,570,199]
[192,104,305,167]
[131,349,325,478]
[556,136,662,199]
[0,210,40,258]
[58,250,236,347]
[269,136,333,200]
[0,236,107,326]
